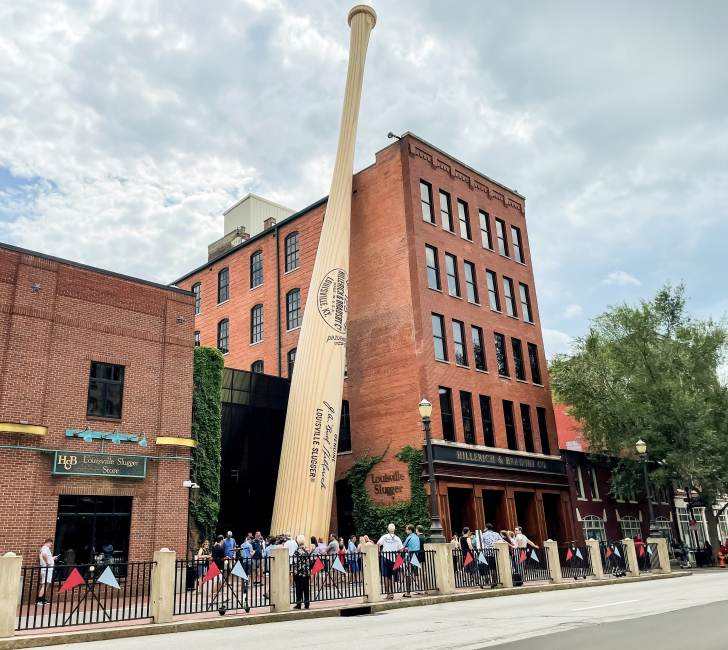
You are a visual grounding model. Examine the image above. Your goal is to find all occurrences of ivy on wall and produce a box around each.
[190,346,224,541]
[346,445,431,539]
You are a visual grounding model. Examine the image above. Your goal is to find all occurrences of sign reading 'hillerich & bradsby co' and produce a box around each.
[52,451,147,479]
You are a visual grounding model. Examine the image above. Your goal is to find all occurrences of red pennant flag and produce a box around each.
[310,558,325,576]
[566,548,573,562]
[606,546,613,558]
[202,562,220,584]
[393,554,405,570]
[59,568,85,594]
[638,545,645,557]
[519,550,527,562]
[463,552,473,566]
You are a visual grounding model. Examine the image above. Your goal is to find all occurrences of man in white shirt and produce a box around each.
[38,538,57,605]
[513,526,539,550]
[284,534,298,558]
[377,523,403,600]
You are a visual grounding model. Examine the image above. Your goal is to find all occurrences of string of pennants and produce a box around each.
[58,566,121,593]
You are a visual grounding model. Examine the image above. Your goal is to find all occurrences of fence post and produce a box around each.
[586,539,604,579]
[424,542,454,595]
[269,547,290,613]
[622,539,639,577]
[493,541,513,588]
[361,544,383,603]
[543,540,562,583]
[150,548,176,624]
[647,537,671,574]
[0,552,22,638]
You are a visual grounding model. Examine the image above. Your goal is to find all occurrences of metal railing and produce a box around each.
[173,558,270,615]
[379,550,437,596]
[636,543,661,573]
[17,561,154,631]
[558,546,592,580]
[452,548,499,588]
[510,547,550,583]
[289,552,365,606]
[601,542,629,575]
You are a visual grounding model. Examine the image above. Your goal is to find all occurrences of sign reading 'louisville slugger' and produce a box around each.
[51,451,147,479]
[271,5,376,539]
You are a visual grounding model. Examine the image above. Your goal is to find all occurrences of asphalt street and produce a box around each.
[32,572,728,650]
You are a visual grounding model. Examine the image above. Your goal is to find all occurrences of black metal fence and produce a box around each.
[379,550,437,596]
[452,548,499,588]
[289,552,365,606]
[173,558,270,615]
[601,542,629,575]
[636,543,661,573]
[17,562,154,631]
[510,547,550,583]
[559,546,592,580]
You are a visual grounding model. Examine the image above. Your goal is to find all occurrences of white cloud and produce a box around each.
[562,303,583,319]
[603,271,642,287]
[542,328,574,359]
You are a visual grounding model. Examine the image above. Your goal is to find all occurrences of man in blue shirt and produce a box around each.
[240,535,254,575]
[223,531,237,564]
[403,524,421,597]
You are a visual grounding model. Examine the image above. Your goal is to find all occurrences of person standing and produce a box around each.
[211,535,226,571]
[460,527,476,583]
[377,523,403,600]
[402,524,421,597]
[223,531,237,567]
[37,538,57,605]
[513,526,539,550]
[347,535,359,579]
[284,533,298,558]
[292,536,311,609]
[480,523,502,586]
[195,540,211,589]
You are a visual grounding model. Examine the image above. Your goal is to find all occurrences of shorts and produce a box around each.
[380,557,394,578]
[40,567,54,584]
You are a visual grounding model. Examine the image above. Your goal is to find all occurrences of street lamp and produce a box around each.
[635,439,658,536]
[419,398,446,543]
[183,480,200,559]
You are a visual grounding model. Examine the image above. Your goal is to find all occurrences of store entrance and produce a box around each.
[513,491,539,542]
[54,495,132,564]
[447,488,475,536]
[482,490,508,532]
[542,493,566,544]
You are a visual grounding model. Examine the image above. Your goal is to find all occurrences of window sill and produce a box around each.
[249,340,264,347]
[422,219,437,227]
[217,299,229,306]
[467,300,480,306]
[286,326,302,333]
[250,284,263,291]
[533,382,545,388]
[460,237,474,244]
[507,314,519,321]
[428,287,443,293]
[448,294,464,300]
[524,320,535,326]
[499,253,511,260]
[337,450,353,456]
[490,308,502,314]
[515,260,528,267]
[497,374,511,380]
[515,379,528,384]
[475,368,489,374]
[283,267,300,276]
[455,364,470,370]
[443,228,457,235]
[434,358,450,365]
[86,415,123,423]
[576,497,588,502]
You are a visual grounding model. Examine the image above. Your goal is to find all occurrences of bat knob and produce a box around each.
[348,5,377,28]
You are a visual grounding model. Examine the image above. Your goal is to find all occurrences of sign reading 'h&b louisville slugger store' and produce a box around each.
[52,451,147,479]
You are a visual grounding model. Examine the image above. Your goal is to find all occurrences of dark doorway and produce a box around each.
[542,493,565,543]
[482,490,508,532]
[54,495,132,564]
[447,488,475,536]
[514,491,538,541]
[335,479,355,538]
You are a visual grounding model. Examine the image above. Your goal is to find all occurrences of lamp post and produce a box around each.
[419,398,445,543]
[183,479,200,560]
[635,439,658,536]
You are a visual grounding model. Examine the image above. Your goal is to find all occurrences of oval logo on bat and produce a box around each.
[317,268,348,333]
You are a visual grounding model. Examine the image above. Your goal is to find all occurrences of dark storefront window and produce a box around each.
[460,391,475,444]
[87,362,125,419]
[537,406,551,454]
[439,387,455,441]
[480,395,495,446]
[520,403,534,452]
[503,400,518,450]
[512,338,526,380]
[338,400,351,453]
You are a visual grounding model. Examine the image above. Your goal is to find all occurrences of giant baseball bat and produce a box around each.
[271,5,376,539]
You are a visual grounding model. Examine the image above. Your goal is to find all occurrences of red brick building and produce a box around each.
[0,242,195,562]
[175,133,574,542]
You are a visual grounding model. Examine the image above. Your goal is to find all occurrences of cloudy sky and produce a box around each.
[1,0,727,358]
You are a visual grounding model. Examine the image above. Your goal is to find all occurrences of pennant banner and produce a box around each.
[202,562,220,584]
[606,546,613,558]
[332,556,346,574]
[59,568,85,594]
[311,557,325,576]
[519,550,527,563]
[463,552,473,567]
[410,553,421,568]
[614,546,621,558]
[477,552,488,566]
[393,554,405,571]
[647,546,654,556]
[575,548,583,560]
[530,549,539,562]
[638,545,645,558]
[231,560,249,581]
[96,566,120,590]
[566,548,573,562]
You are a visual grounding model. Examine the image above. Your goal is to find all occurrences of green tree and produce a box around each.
[550,285,728,556]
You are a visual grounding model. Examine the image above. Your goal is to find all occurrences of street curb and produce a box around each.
[1,571,691,649]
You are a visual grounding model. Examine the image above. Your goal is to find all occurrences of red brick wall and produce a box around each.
[0,245,195,562]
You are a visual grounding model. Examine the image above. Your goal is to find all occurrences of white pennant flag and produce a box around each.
[410,553,421,567]
[332,556,347,574]
[231,560,249,581]
[97,566,120,590]
[575,548,583,560]
[647,546,653,555]
[614,546,621,558]
[530,549,539,562]
[478,551,488,565]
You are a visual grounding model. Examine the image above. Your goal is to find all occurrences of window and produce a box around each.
[217,319,229,354]
[718,510,728,542]
[494,332,509,377]
[479,210,492,249]
[251,360,264,374]
[192,283,201,315]
[444,253,460,297]
[588,466,601,500]
[519,283,533,323]
[575,465,586,499]
[463,261,478,303]
[194,331,200,347]
[503,277,517,317]
[528,343,542,385]
[582,515,606,542]
[217,268,229,303]
[457,199,471,240]
[520,404,534,452]
[287,348,296,377]
[432,314,448,361]
[284,232,299,272]
[512,338,525,380]
[495,218,508,256]
[536,407,550,454]
[471,325,486,371]
[338,400,351,453]
[286,288,301,330]
[439,387,455,441]
[250,250,263,288]
[420,181,435,224]
[439,190,454,232]
[479,395,495,446]
[503,400,518,450]
[460,391,475,444]
[511,225,524,264]
[486,270,500,311]
[251,304,263,343]
[425,245,441,290]
[87,362,125,419]
[452,320,468,366]
[678,507,706,546]
[621,516,642,539]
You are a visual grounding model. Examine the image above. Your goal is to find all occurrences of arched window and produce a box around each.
[217,267,229,303]
[217,319,229,354]
[287,348,296,378]
[250,250,263,288]
[654,516,674,544]
[620,515,642,540]
[192,283,202,315]
[284,232,299,272]
[251,304,263,343]
[286,288,301,330]
[582,515,606,543]
[251,360,264,374]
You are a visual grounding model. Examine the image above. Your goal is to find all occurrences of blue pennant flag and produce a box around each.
[478,551,488,565]
[231,560,249,581]
[97,566,120,590]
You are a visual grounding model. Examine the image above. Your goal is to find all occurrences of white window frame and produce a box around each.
[589,467,601,501]
[575,466,586,500]
[582,515,606,543]
[620,515,641,539]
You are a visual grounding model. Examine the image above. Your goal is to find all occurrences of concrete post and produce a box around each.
[269,547,290,613]
[543,540,562,583]
[622,538,640,577]
[361,544,383,603]
[586,539,604,579]
[424,542,454,595]
[150,548,176,624]
[0,553,22,638]
[493,541,513,589]
[647,537,671,574]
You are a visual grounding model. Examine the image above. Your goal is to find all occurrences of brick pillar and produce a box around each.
[269,547,291,612]
[361,544,383,603]
[0,553,22,638]
[150,548,176,624]
[586,539,604,579]
[647,537,671,574]
[424,542,454,595]
[493,541,513,588]
[622,539,640,577]
[543,540,562,583]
